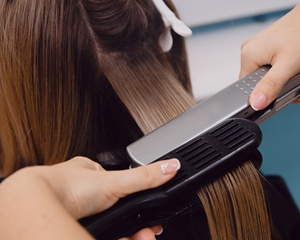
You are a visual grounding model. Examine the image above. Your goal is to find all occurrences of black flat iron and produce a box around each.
[80,66,300,239]
[80,118,262,239]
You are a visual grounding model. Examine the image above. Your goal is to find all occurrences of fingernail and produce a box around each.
[251,92,267,111]
[155,229,163,236]
[160,159,181,174]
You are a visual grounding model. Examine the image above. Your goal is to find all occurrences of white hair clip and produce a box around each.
[152,0,193,52]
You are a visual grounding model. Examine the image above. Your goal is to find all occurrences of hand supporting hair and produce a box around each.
[240,3,300,111]
[0,157,180,240]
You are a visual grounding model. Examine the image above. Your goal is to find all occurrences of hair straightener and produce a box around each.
[79,66,300,239]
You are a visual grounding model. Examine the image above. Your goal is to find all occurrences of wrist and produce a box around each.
[19,166,70,214]
[0,166,94,239]
[0,166,67,213]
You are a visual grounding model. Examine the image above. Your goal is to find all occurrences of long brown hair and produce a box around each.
[0,0,193,174]
[198,162,271,239]
[0,0,274,239]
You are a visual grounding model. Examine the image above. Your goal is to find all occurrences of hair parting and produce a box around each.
[78,0,196,134]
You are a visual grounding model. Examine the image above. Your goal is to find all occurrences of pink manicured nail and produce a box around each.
[160,159,181,174]
[251,92,267,111]
[155,229,163,236]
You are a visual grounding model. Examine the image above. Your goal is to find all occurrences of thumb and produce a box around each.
[249,63,294,110]
[107,158,180,198]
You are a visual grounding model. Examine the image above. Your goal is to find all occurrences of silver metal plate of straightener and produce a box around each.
[127,66,300,166]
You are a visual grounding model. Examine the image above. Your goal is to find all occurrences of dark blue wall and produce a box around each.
[259,104,300,207]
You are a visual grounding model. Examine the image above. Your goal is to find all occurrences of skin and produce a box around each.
[5,3,300,239]
[240,3,300,111]
[0,157,180,240]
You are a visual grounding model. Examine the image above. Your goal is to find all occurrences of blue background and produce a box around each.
[259,104,300,207]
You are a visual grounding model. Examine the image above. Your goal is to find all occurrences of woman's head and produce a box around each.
[0,0,193,175]
[0,2,275,240]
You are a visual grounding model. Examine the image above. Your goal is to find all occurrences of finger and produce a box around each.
[293,98,300,103]
[117,226,162,240]
[150,225,163,236]
[118,228,156,240]
[107,158,180,198]
[239,39,262,79]
[130,228,156,240]
[249,62,295,110]
[239,55,261,80]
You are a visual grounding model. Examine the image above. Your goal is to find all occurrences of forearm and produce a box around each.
[0,168,94,240]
